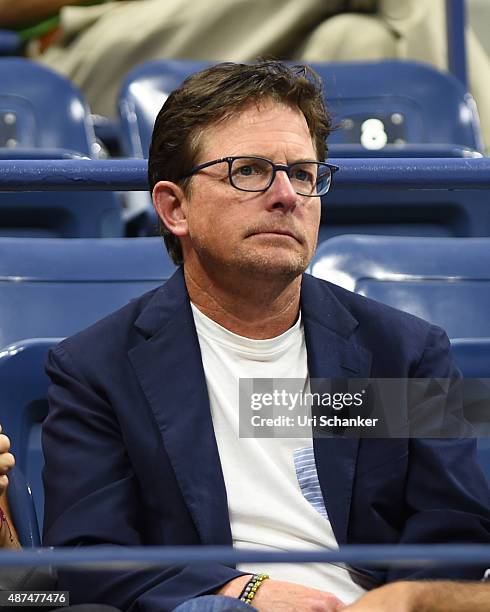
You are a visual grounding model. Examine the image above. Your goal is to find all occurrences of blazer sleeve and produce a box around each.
[388,324,490,582]
[42,344,245,612]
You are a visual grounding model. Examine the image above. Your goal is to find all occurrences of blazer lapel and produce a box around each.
[128,269,232,546]
[302,275,372,544]
[127,271,372,547]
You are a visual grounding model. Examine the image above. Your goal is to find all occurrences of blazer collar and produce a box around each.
[129,269,372,546]
[133,267,189,339]
[129,268,232,545]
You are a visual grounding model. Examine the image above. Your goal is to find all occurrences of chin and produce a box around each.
[233,251,309,280]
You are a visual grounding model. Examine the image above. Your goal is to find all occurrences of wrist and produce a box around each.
[386,581,429,610]
[238,573,269,605]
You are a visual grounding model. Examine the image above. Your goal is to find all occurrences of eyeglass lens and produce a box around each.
[229,158,331,196]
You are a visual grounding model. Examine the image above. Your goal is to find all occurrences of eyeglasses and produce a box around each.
[181,156,339,197]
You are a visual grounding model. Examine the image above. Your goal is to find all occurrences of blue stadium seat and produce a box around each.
[0,237,175,349]
[0,58,123,237]
[317,180,490,243]
[0,58,98,155]
[317,60,482,151]
[7,465,41,547]
[452,338,490,377]
[0,237,175,525]
[0,149,123,237]
[312,238,490,480]
[119,58,482,158]
[309,235,490,338]
[1,339,57,530]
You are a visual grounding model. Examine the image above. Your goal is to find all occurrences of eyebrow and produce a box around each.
[237,155,320,164]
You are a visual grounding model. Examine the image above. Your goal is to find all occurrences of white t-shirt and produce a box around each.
[191,304,366,605]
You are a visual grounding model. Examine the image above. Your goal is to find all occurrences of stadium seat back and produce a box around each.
[0,58,98,156]
[310,235,490,338]
[0,150,123,237]
[0,237,176,349]
[0,191,123,238]
[1,339,57,532]
[0,60,123,237]
[119,59,208,158]
[6,449,42,546]
[0,237,175,526]
[316,60,482,151]
[452,338,490,378]
[119,59,482,158]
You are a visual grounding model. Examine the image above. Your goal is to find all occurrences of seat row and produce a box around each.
[0,56,486,239]
[0,233,486,349]
[0,233,488,529]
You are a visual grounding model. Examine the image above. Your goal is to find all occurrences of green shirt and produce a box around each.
[16,0,109,43]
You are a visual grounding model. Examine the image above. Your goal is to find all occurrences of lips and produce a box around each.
[247,229,301,242]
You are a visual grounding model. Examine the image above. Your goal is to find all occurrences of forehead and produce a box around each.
[197,100,317,161]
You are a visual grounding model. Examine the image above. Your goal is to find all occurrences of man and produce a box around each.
[43,61,490,612]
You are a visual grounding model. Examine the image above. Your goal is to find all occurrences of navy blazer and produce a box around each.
[43,269,490,611]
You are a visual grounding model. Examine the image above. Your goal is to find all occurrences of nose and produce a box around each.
[265,168,298,212]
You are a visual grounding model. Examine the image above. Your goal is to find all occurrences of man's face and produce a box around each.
[179,100,321,280]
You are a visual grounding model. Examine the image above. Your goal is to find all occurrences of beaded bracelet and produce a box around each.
[238,573,269,605]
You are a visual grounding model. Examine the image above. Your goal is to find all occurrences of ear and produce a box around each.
[152,181,189,237]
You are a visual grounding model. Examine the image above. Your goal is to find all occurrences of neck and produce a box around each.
[184,263,302,340]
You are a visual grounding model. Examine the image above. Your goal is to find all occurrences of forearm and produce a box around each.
[54,562,246,610]
[414,581,490,612]
[346,580,490,612]
[0,0,91,28]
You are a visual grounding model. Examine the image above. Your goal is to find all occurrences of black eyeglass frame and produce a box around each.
[180,156,340,197]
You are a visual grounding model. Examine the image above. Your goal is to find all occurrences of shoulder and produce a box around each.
[51,267,187,360]
[49,284,162,366]
[303,274,455,377]
[303,272,434,334]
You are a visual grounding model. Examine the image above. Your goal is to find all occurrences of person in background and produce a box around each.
[1,0,489,151]
[0,0,111,52]
[300,0,490,152]
[0,0,340,117]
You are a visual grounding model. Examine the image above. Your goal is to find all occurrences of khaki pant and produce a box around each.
[37,0,490,149]
[301,0,490,150]
[38,0,343,117]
